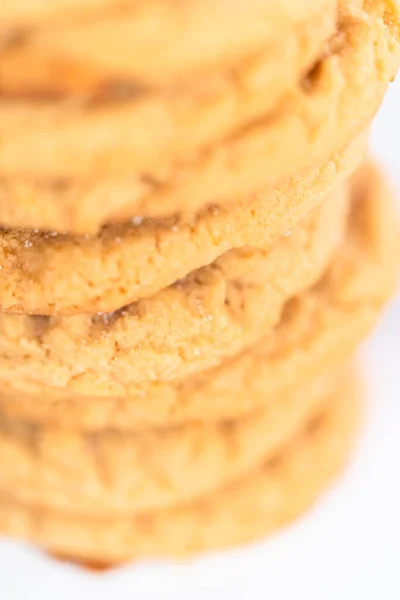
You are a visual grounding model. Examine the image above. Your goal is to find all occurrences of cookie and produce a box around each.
[0,0,114,28]
[0,0,335,92]
[0,1,337,234]
[0,161,397,425]
[0,185,348,391]
[0,367,346,516]
[0,132,364,315]
[0,0,397,233]
[0,372,360,563]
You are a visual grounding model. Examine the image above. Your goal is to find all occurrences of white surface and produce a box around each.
[1,82,400,600]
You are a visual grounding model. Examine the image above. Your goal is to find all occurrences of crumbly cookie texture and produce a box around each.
[0,161,397,424]
[0,0,398,233]
[0,367,345,516]
[0,187,347,386]
[0,131,366,315]
[0,372,360,564]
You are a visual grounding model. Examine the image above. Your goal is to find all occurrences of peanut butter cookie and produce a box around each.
[0,0,335,92]
[0,372,360,563]
[0,367,345,515]
[0,135,362,316]
[0,162,397,425]
[0,0,397,232]
[0,185,348,387]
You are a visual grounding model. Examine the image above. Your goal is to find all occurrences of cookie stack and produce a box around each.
[0,0,399,566]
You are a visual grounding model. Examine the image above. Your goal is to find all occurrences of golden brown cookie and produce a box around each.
[0,132,364,315]
[0,372,360,564]
[0,161,397,427]
[0,185,348,388]
[0,367,345,516]
[0,0,397,233]
[0,0,337,233]
[0,0,335,92]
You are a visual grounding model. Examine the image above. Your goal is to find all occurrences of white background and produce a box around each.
[0,81,399,600]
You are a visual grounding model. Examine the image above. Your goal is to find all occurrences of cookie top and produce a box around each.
[0,131,365,315]
[0,162,397,425]
[0,0,335,233]
[0,184,348,388]
[0,373,360,563]
[0,0,397,233]
[0,0,334,90]
[0,368,344,515]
